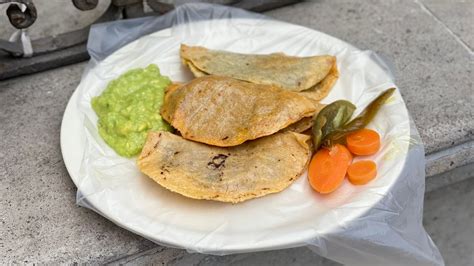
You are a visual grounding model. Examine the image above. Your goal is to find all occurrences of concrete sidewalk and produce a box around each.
[0,0,472,265]
[106,178,474,265]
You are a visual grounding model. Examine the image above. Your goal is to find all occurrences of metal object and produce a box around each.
[2,0,37,29]
[0,0,302,80]
[72,0,99,11]
[146,0,173,14]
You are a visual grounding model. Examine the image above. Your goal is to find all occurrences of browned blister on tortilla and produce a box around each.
[181,44,336,92]
[161,75,317,147]
[137,131,312,203]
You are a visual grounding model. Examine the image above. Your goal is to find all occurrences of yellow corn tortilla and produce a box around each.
[137,131,312,203]
[161,75,317,147]
[299,62,339,102]
[282,103,325,133]
[181,44,336,92]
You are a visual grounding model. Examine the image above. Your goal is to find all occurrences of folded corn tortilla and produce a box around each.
[137,131,312,203]
[299,62,339,102]
[161,75,318,147]
[180,44,336,92]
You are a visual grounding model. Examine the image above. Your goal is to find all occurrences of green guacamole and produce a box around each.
[91,64,172,157]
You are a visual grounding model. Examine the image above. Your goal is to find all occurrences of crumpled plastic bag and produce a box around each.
[72,3,443,265]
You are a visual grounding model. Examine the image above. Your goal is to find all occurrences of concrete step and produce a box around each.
[104,177,474,266]
[1,0,472,264]
[1,58,471,265]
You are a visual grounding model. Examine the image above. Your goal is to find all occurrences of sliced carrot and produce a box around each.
[308,144,352,194]
[347,160,377,185]
[346,129,381,156]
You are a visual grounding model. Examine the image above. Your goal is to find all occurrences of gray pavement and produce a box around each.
[1,0,473,264]
[424,178,474,266]
[267,0,474,159]
[107,178,474,265]
[420,0,474,51]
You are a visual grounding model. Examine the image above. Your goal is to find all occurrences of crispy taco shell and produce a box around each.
[161,75,317,146]
[181,44,336,92]
[137,131,312,203]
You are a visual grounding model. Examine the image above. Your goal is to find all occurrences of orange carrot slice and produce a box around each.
[347,160,377,185]
[346,129,381,156]
[308,144,352,194]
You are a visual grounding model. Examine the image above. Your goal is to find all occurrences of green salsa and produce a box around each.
[91,64,172,157]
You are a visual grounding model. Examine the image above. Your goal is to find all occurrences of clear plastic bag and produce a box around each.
[70,3,443,265]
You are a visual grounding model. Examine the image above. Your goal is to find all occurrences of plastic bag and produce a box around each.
[71,3,443,265]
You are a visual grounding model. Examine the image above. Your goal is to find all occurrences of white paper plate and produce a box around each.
[61,18,410,253]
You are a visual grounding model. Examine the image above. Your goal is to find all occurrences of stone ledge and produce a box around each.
[1,0,473,264]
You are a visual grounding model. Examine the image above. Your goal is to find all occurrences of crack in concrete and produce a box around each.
[426,139,474,164]
[426,163,474,193]
[414,0,474,57]
[103,246,166,265]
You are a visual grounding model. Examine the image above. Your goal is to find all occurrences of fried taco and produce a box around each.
[180,44,336,92]
[161,75,318,146]
[137,131,312,203]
